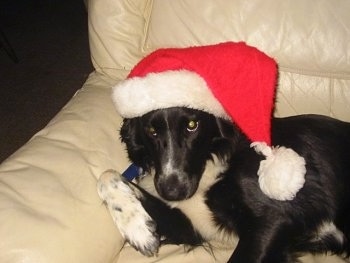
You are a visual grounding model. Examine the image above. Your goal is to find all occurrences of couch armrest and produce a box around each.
[0,72,128,263]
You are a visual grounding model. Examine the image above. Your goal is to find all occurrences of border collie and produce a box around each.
[98,107,350,263]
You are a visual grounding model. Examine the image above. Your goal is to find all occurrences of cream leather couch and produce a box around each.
[1,1,349,262]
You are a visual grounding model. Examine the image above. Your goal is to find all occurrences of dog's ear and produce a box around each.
[214,116,250,145]
[120,118,151,171]
[212,117,246,161]
[215,117,236,139]
[120,118,137,145]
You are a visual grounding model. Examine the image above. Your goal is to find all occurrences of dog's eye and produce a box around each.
[146,126,157,137]
[186,120,199,132]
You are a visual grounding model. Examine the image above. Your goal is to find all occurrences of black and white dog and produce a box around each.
[98,107,350,263]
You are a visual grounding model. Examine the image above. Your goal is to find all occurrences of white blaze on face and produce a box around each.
[164,129,176,175]
[162,117,182,178]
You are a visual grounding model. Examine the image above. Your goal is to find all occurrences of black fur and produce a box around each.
[120,107,350,263]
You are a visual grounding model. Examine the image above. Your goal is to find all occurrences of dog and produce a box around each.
[98,107,350,263]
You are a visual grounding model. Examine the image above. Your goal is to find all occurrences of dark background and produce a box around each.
[0,0,93,163]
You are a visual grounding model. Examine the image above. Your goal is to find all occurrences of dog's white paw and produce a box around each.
[97,169,160,257]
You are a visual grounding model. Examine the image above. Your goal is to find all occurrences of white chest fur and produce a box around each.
[138,155,238,247]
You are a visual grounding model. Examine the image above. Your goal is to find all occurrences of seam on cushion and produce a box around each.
[141,0,154,54]
[329,78,335,118]
[279,66,350,80]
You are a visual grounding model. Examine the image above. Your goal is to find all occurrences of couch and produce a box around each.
[1,0,349,262]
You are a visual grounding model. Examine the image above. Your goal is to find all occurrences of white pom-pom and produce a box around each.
[250,142,306,201]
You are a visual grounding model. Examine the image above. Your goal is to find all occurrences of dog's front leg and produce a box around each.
[227,221,295,263]
[97,170,160,257]
[97,170,203,256]
[136,187,204,247]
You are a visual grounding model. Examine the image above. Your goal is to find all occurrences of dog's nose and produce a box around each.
[156,174,189,201]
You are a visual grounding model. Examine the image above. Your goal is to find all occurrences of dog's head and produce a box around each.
[120,107,244,201]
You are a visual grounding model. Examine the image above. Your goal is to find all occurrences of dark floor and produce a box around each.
[0,0,93,163]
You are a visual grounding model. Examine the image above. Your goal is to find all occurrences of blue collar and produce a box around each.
[122,163,141,181]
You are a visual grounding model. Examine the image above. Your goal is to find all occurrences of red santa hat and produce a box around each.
[112,42,306,201]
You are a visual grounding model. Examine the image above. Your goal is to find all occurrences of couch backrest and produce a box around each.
[88,0,350,120]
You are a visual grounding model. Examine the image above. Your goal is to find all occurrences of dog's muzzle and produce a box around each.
[155,173,194,201]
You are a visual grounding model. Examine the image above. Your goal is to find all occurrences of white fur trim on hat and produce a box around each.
[251,142,306,201]
[112,70,229,119]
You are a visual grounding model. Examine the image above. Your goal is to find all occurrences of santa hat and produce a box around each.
[112,42,306,201]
